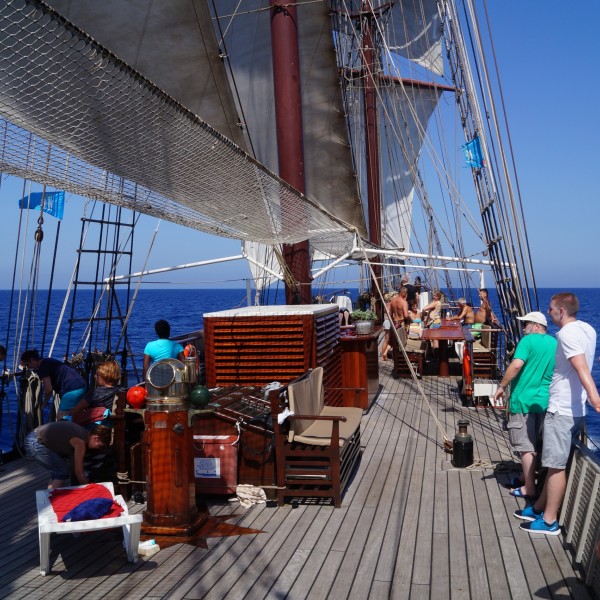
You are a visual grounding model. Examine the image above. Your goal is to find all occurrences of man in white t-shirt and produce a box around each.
[517,292,600,535]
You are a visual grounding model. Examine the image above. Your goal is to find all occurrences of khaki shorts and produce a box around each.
[507,412,544,453]
[541,412,584,470]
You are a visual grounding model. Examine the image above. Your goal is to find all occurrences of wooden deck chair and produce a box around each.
[471,327,500,379]
[269,367,362,507]
[391,326,427,378]
[36,482,142,575]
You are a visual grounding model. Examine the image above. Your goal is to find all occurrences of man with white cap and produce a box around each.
[493,311,556,501]
[518,292,600,535]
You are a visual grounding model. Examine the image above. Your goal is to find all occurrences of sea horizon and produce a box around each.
[1,287,599,453]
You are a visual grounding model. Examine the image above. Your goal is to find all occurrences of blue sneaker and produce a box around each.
[519,519,560,535]
[513,505,543,522]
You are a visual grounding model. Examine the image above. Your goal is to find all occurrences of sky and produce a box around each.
[483,2,600,287]
[0,2,598,290]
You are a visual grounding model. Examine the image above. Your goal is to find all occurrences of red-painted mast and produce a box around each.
[362,2,382,300]
[270,2,311,304]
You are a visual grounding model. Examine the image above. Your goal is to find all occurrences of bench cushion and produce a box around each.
[405,338,427,353]
[472,340,490,353]
[292,406,363,447]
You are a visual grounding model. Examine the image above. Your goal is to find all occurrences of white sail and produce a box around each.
[380,83,443,251]
[387,0,444,75]
[44,0,365,236]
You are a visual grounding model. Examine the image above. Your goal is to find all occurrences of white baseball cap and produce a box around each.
[516,311,547,327]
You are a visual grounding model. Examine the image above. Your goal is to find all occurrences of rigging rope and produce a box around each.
[357,236,452,447]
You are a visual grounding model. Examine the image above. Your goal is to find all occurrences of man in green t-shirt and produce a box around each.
[492,311,557,499]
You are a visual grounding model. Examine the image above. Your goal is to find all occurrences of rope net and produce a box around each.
[0,0,355,256]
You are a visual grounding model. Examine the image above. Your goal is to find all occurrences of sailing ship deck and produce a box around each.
[1,363,593,600]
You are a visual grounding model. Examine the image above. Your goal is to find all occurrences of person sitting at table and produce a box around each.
[406,302,423,339]
[409,301,421,323]
[421,291,444,354]
[421,291,443,328]
[472,288,501,339]
[474,288,501,326]
[448,298,475,325]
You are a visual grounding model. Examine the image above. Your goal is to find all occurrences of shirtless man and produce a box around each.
[475,288,500,326]
[448,298,475,324]
[389,287,410,328]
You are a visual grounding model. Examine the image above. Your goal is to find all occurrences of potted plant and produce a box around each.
[350,309,377,335]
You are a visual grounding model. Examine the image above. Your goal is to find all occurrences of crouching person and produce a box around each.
[25,421,110,489]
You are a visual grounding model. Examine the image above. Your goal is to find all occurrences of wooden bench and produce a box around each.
[269,367,362,507]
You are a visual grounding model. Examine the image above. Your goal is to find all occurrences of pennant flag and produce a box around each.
[462,135,485,169]
[18,191,65,220]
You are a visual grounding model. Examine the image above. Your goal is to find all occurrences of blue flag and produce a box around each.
[18,191,65,220]
[462,135,485,169]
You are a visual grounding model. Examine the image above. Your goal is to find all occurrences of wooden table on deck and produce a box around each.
[421,319,465,377]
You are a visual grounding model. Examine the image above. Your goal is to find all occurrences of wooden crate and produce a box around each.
[192,388,275,496]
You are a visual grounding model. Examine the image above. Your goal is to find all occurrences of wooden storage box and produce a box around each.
[203,304,342,405]
[192,387,276,496]
[340,327,381,409]
[193,434,238,495]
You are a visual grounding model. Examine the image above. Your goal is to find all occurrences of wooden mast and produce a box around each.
[362,2,382,303]
[270,2,311,304]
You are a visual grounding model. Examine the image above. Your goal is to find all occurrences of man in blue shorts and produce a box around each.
[25,420,110,488]
[517,292,600,535]
[493,311,556,500]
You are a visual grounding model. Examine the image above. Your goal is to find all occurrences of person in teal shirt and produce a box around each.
[143,320,184,379]
[492,311,557,499]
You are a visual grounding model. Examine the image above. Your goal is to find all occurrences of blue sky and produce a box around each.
[484,3,600,287]
[0,3,598,290]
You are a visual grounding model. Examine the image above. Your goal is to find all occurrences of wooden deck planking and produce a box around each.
[167,505,284,599]
[284,507,347,599]
[351,388,417,595]
[389,454,426,600]
[0,366,594,599]
[461,473,492,600]
[413,389,445,588]
[470,471,513,599]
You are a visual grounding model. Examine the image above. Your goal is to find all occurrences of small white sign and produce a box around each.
[195,457,221,479]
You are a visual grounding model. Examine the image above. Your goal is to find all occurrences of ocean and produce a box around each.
[1,287,600,454]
